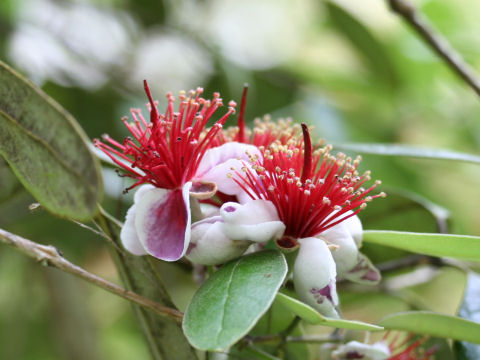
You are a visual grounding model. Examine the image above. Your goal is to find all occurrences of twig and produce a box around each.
[274,316,301,354]
[70,219,111,241]
[376,254,431,272]
[388,0,480,97]
[0,227,183,322]
[99,205,124,228]
[245,333,343,345]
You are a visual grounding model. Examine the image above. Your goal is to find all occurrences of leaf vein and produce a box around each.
[215,257,244,344]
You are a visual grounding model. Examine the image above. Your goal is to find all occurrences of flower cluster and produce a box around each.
[95,83,385,318]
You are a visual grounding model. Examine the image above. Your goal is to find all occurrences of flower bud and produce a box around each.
[293,237,339,318]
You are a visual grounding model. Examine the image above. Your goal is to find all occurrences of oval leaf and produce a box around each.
[276,293,383,331]
[363,231,480,262]
[334,143,480,165]
[0,61,102,220]
[183,250,288,351]
[455,272,480,359]
[378,311,480,344]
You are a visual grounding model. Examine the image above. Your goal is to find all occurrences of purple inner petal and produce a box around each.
[144,189,188,261]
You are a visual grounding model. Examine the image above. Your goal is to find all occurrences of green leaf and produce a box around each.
[183,250,288,351]
[275,293,383,331]
[0,61,102,220]
[363,231,480,262]
[378,311,480,344]
[0,158,19,203]
[455,272,480,359]
[333,143,480,165]
[326,1,398,87]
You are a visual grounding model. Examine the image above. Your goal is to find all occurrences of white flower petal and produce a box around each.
[186,216,250,265]
[220,200,279,224]
[196,142,261,177]
[332,341,390,360]
[199,158,250,195]
[321,222,359,276]
[222,221,286,243]
[200,203,220,218]
[220,200,285,243]
[324,210,364,248]
[134,184,155,203]
[293,237,339,318]
[343,213,363,247]
[195,142,262,196]
[120,204,147,255]
[237,189,258,204]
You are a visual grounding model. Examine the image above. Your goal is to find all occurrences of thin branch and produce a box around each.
[70,219,111,241]
[99,205,123,228]
[244,333,343,345]
[388,0,480,97]
[273,316,301,354]
[376,254,447,273]
[0,227,183,322]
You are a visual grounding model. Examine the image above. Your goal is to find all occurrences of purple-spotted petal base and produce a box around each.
[293,237,339,318]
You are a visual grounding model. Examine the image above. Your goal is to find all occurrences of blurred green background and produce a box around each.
[1,0,479,359]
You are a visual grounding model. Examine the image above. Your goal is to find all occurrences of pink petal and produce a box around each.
[135,183,192,261]
[195,142,262,196]
[196,142,261,177]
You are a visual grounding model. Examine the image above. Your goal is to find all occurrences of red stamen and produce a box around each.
[301,123,312,184]
[95,84,236,192]
[235,140,384,240]
[143,80,159,127]
[237,84,248,143]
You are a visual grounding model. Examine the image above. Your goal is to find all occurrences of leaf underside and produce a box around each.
[363,230,480,262]
[378,311,480,344]
[0,61,102,220]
